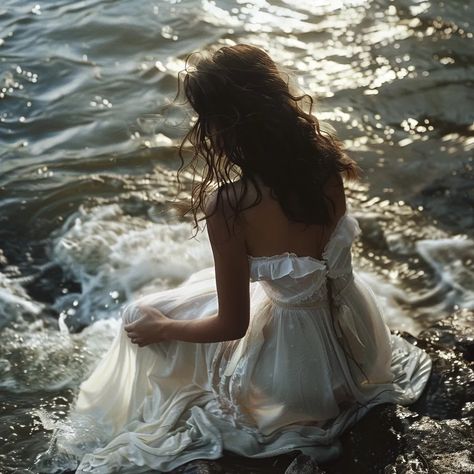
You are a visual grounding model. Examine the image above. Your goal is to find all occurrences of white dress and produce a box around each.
[68,213,432,473]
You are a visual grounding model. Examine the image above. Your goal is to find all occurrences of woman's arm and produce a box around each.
[124,189,250,345]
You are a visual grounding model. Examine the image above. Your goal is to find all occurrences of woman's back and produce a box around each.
[239,173,347,261]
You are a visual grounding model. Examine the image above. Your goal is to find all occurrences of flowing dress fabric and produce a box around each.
[70,214,432,473]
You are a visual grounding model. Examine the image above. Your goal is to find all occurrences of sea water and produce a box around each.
[0,0,472,471]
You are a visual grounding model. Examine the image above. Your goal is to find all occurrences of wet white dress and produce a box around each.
[69,213,432,473]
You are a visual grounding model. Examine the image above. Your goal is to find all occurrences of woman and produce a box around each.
[70,44,432,472]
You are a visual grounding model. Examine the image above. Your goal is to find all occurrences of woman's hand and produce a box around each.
[124,305,170,347]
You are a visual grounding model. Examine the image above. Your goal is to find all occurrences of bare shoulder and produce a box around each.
[203,181,248,247]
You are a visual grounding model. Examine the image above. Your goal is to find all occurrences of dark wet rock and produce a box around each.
[173,460,224,473]
[284,454,325,473]
[384,452,430,474]
[384,413,474,474]
[407,310,474,420]
[324,404,405,473]
[23,262,81,306]
[416,309,474,362]
[172,310,474,473]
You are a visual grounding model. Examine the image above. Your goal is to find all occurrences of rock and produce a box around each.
[417,309,474,362]
[383,413,474,474]
[174,459,223,473]
[384,452,429,473]
[284,454,325,474]
[408,310,474,420]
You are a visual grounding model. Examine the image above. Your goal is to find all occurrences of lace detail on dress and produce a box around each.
[265,294,326,309]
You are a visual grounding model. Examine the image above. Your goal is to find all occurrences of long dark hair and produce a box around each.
[177,43,358,229]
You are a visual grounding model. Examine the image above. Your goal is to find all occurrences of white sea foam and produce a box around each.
[50,204,213,326]
[0,271,43,327]
[358,235,474,335]
[416,237,474,310]
[0,316,120,393]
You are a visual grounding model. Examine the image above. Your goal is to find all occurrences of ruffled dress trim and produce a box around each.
[248,212,361,282]
[248,253,326,281]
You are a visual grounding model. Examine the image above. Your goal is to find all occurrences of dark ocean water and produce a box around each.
[0,0,473,471]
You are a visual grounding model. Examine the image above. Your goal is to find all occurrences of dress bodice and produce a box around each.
[248,213,361,307]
